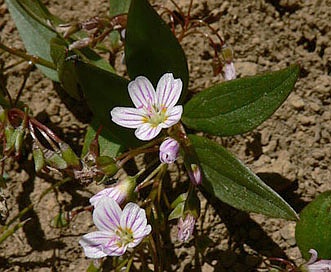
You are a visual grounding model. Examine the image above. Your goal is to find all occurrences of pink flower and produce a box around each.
[177,214,195,242]
[79,197,151,258]
[111,73,183,141]
[159,137,180,164]
[302,249,331,272]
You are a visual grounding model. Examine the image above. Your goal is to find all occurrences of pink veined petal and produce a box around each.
[111,107,145,128]
[156,73,183,108]
[120,203,143,230]
[93,197,122,232]
[135,123,162,141]
[128,76,156,109]
[90,187,124,208]
[160,105,183,128]
[103,238,128,257]
[79,231,112,259]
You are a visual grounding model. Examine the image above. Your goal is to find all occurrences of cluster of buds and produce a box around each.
[0,107,118,185]
[57,15,127,51]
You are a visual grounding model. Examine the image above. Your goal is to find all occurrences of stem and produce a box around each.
[135,163,166,192]
[14,64,33,106]
[0,218,30,244]
[0,42,56,70]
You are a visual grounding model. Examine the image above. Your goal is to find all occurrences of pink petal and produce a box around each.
[156,73,182,108]
[79,231,112,259]
[120,203,143,230]
[93,197,122,232]
[135,123,162,141]
[161,105,183,128]
[90,187,124,208]
[128,76,156,109]
[111,107,145,128]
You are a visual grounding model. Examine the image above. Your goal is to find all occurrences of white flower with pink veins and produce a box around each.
[111,73,183,141]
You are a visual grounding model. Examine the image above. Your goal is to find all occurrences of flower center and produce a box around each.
[116,228,134,247]
[143,103,167,127]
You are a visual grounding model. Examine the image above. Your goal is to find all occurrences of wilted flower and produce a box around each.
[111,73,183,141]
[79,197,151,258]
[188,163,202,185]
[177,213,195,242]
[159,137,180,164]
[90,177,136,207]
[224,62,236,81]
[300,249,331,272]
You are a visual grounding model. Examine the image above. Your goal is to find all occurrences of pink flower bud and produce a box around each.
[159,137,180,164]
[90,177,136,207]
[177,214,195,242]
[224,62,236,81]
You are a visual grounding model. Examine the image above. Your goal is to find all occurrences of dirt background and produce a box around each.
[0,0,331,271]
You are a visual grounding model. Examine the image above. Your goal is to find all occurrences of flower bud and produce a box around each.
[177,213,195,242]
[159,137,180,164]
[59,142,81,168]
[96,156,118,177]
[188,164,202,185]
[32,143,45,172]
[224,62,236,81]
[90,176,137,207]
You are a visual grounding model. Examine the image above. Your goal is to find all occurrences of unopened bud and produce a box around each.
[68,38,91,50]
[44,150,68,170]
[32,144,45,172]
[224,62,236,81]
[159,137,180,164]
[14,126,24,155]
[177,213,195,242]
[59,142,80,168]
[96,156,118,177]
[58,23,81,38]
[90,176,137,207]
[188,164,202,185]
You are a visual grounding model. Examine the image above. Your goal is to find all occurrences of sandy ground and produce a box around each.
[0,0,330,271]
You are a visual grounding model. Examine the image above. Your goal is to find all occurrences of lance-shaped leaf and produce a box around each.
[5,0,59,81]
[189,135,298,220]
[183,64,300,136]
[125,0,189,100]
[296,191,331,260]
[74,61,140,148]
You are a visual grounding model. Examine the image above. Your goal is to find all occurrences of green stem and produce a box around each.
[0,218,30,244]
[135,163,166,192]
[0,42,56,70]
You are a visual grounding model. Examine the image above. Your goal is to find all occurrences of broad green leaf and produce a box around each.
[183,64,300,136]
[82,121,123,158]
[109,0,131,49]
[189,135,298,220]
[5,0,58,80]
[74,60,140,148]
[296,191,331,260]
[125,0,189,99]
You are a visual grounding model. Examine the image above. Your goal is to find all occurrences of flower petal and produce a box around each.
[128,76,156,109]
[79,231,112,259]
[156,73,182,108]
[90,187,124,208]
[93,197,122,232]
[120,202,144,230]
[161,105,183,128]
[111,107,145,128]
[135,123,162,141]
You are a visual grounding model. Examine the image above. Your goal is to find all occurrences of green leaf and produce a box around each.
[295,191,331,260]
[5,0,58,81]
[74,60,140,148]
[125,0,189,99]
[182,64,300,136]
[189,135,298,220]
